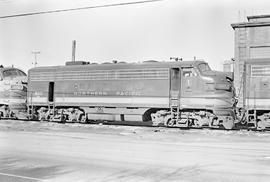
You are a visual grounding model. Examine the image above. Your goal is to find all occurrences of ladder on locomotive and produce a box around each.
[170,90,180,123]
[48,102,55,118]
[28,91,34,118]
[48,82,55,119]
[244,63,257,127]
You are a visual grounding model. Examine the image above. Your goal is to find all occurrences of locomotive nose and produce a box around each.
[215,82,232,91]
[202,71,233,90]
[208,74,232,92]
[214,74,236,106]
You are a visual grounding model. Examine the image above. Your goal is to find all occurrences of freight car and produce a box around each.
[240,59,270,129]
[27,60,236,129]
[0,66,27,119]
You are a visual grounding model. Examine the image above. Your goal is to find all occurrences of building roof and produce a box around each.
[231,21,270,29]
[232,14,270,29]
[247,14,270,20]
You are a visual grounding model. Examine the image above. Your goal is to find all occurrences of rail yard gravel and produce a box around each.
[0,120,270,182]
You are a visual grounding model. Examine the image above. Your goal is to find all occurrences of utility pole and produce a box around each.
[31,51,41,67]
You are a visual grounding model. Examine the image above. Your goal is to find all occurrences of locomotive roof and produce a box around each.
[29,60,206,72]
[0,67,24,72]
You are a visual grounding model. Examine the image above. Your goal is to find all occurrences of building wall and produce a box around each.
[249,26,270,59]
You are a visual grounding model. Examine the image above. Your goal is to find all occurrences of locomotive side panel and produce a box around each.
[28,79,170,108]
[28,66,171,108]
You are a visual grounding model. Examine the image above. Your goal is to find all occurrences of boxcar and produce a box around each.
[27,60,235,129]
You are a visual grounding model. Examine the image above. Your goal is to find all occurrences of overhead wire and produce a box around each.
[0,0,163,19]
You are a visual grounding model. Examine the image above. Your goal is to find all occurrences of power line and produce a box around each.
[0,0,163,19]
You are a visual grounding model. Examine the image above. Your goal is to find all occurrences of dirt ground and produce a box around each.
[0,120,270,182]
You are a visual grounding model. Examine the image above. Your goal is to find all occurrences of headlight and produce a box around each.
[202,76,214,83]
[11,84,23,90]
[4,80,10,85]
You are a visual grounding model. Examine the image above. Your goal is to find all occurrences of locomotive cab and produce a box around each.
[164,62,236,129]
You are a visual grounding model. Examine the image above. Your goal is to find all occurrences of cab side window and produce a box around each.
[182,68,197,77]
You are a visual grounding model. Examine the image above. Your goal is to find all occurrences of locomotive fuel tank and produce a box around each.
[27,60,236,129]
[0,66,27,119]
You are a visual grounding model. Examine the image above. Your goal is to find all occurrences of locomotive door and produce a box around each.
[170,68,181,106]
[169,68,181,123]
[47,82,55,116]
[48,82,55,102]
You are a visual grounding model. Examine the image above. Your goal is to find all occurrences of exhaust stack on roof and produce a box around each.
[72,40,76,62]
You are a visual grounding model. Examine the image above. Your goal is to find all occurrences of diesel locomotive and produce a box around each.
[0,66,27,119]
[27,60,236,129]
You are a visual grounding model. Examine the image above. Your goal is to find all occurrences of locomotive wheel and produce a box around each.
[48,115,54,122]
[60,115,66,123]
[80,115,87,123]
[257,120,266,130]
[222,117,234,130]
[166,118,175,127]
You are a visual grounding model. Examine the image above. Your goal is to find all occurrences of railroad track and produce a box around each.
[2,118,269,132]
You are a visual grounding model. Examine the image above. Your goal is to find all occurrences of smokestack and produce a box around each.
[72,40,76,62]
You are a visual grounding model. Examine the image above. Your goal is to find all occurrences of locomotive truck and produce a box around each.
[0,66,27,119]
[27,60,236,129]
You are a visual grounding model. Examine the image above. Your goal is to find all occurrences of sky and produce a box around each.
[1,0,270,72]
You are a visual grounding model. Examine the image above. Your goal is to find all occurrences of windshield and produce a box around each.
[2,69,26,78]
[198,63,211,72]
